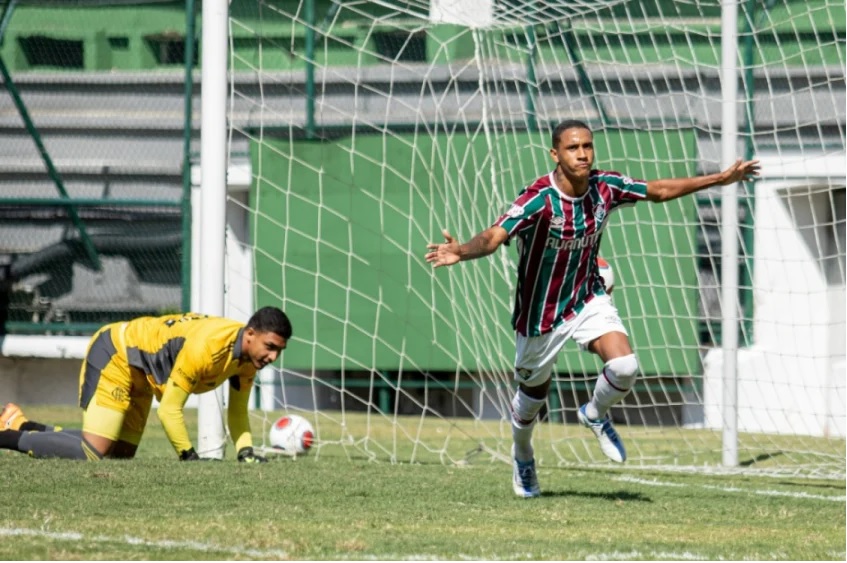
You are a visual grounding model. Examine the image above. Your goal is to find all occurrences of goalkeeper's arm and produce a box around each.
[228,377,267,463]
[156,379,198,460]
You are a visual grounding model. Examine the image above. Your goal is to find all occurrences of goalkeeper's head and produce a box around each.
[241,307,293,369]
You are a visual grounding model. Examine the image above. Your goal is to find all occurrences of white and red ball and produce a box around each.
[269,414,315,455]
[597,257,615,294]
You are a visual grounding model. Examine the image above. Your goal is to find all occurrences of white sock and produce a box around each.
[511,389,546,462]
[587,354,639,420]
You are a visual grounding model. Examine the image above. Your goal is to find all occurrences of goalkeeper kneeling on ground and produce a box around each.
[0,306,292,462]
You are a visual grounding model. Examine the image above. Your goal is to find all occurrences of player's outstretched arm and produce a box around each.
[646,158,760,202]
[425,226,508,267]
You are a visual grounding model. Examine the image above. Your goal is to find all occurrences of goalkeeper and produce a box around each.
[0,306,292,462]
[425,119,759,497]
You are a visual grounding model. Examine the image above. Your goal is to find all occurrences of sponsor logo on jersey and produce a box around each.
[546,229,603,250]
[550,215,565,229]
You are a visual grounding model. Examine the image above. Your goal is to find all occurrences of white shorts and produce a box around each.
[513,295,628,387]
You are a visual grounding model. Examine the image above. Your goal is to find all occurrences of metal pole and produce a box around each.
[720,0,740,468]
[197,0,229,459]
[525,23,538,133]
[561,22,610,127]
[304,0,316,139]
[740,0,760,346]
[181,0,197,312]
[0,0,18,39]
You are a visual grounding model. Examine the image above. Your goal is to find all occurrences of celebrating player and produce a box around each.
[0,306,292,462]
[425,119,759,497]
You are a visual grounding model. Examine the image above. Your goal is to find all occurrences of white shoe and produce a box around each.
[577,404,626,463]
[511,446,540,498]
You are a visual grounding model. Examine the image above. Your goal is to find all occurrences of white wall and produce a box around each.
[702,152,846,437]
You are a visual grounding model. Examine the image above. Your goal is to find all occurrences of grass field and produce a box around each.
[3,405,845,560]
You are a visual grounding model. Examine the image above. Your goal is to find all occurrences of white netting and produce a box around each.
[222,0,845,478]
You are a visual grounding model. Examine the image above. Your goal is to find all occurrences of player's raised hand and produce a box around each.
[718,158,761,185]
[425,229,461,268]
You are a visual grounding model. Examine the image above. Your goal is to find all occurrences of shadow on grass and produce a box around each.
[776,480,846,490]
[740,451,784,467]
[539,489,652,502]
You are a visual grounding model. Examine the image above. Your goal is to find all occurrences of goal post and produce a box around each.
[196,0,229,459]
[202,0,844,477]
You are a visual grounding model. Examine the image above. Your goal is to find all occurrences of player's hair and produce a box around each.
[247,306,293,339]
[551,119,592,148]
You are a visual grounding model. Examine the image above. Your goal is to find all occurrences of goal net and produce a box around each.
[220,0,845,478]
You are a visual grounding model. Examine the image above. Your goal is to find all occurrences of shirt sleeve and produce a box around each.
[493,189,547,239]
[156,379,193,454]
[603,171,648,209]
[227,371,256,452]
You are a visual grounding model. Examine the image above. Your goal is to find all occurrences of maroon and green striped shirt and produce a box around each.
[494,169,648,337]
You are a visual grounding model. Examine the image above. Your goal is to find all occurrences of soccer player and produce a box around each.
[425,119,759,497]
[0,306,293,462]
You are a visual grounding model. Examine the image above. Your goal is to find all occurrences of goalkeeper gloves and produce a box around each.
[237,446,268,463]
[179,448,220,461]
[179,447,201,461]
[181,446,266,462]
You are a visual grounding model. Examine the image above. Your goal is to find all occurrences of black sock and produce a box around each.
[0,430,23,451]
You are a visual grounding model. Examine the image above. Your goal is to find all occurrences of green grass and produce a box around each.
[2,406,845,560]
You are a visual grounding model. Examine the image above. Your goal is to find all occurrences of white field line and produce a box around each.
[0,527,289,559]
[5,526,842,561]
[614,475,847,502]
[584,551,724,561]
[351,550,719,561]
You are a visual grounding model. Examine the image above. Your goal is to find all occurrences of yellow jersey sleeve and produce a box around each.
[227,374,255,452]
[156,379,193,455]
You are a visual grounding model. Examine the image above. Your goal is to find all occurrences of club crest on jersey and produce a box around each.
[593,202,607,224]
[110,387,129,404]
[506,204,524,218]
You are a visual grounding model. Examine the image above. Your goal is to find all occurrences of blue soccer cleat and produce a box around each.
[511,446,541,498]
[577,404,626,463]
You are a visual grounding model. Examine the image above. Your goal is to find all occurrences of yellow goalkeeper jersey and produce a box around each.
[122,313,257,399]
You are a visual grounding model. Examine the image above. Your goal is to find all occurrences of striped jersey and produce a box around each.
[494,169,648,336]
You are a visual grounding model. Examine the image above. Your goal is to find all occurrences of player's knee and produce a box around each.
[511,388,547,426]
[604,354,639,390]
[110,441,138,459]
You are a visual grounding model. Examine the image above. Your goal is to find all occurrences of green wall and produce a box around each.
[2,0,841,72]
[250,128,700,375]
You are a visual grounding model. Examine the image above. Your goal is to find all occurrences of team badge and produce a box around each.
[593,202,607,225]
[110,387,129,404]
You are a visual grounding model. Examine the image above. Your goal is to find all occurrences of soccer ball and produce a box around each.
[597,257,615,293]
[269,414,315,455]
